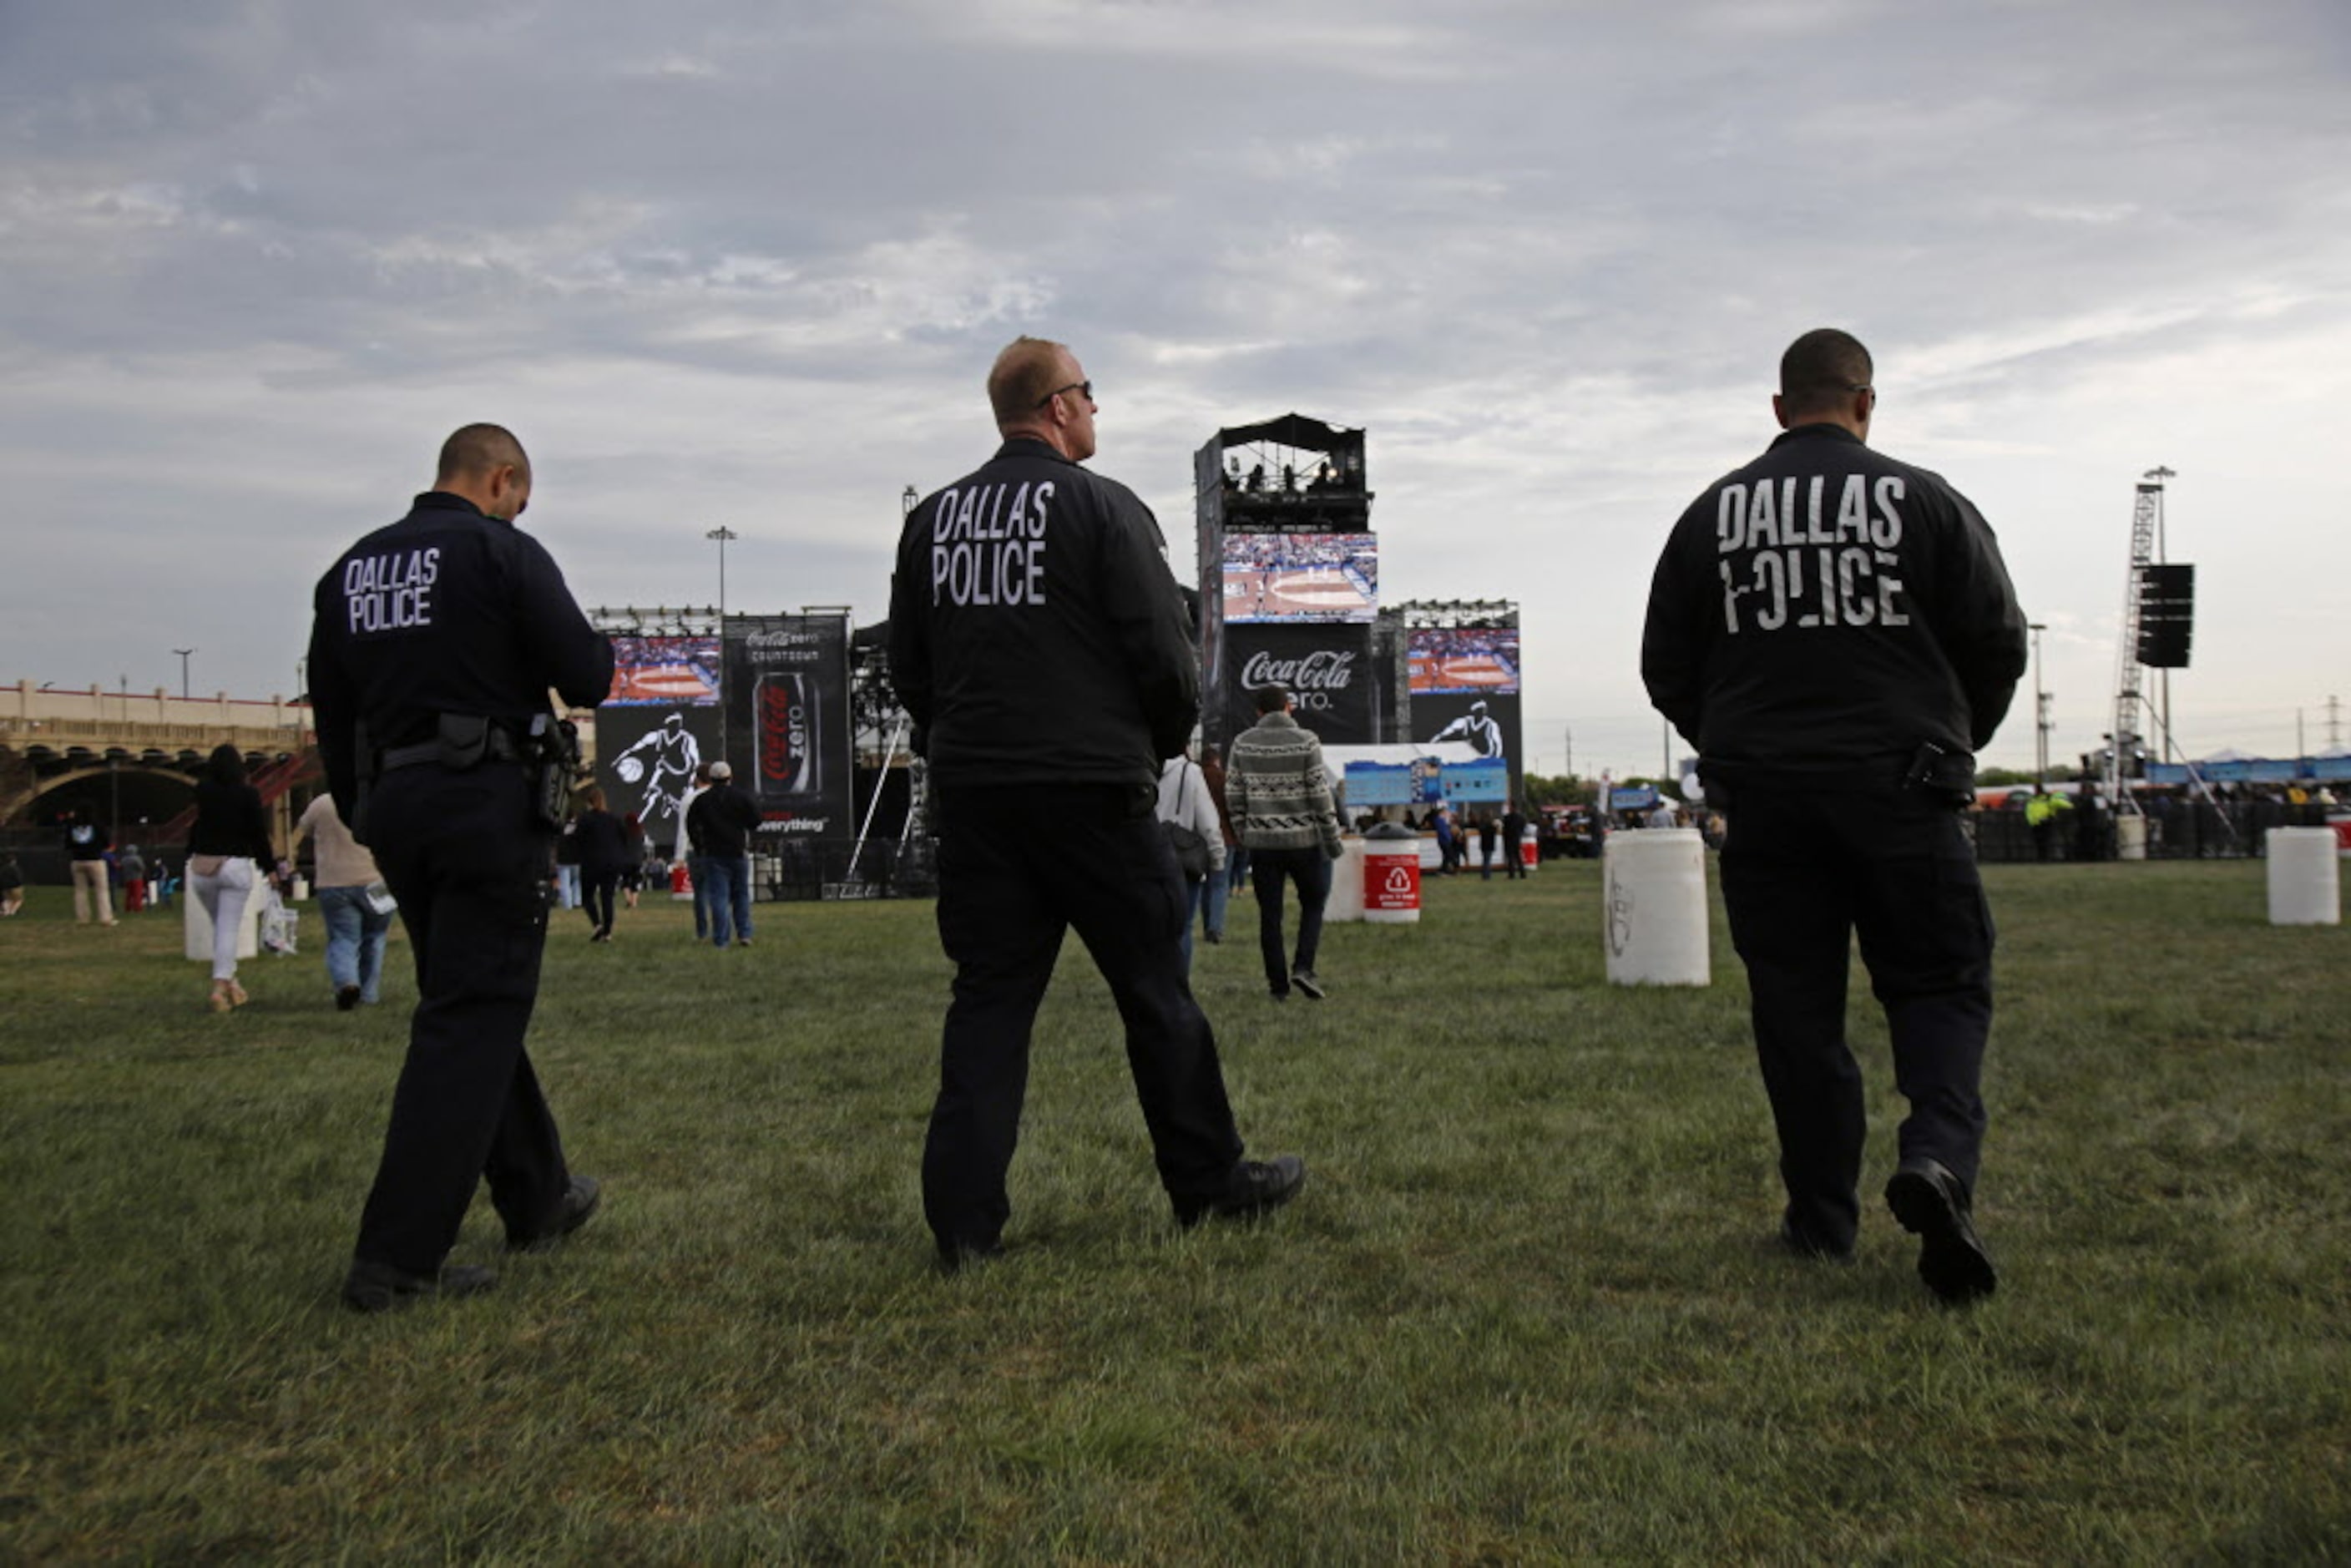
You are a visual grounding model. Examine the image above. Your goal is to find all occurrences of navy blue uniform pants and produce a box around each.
[925,782,1246,1255]
[355,766,572,1275]
[1716,782,1995,1253]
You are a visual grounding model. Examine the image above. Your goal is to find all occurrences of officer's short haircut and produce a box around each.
[437,423,532,487]
[1778,329,1873,417]
[1254,685,1291,716]
[988,336,1072,427]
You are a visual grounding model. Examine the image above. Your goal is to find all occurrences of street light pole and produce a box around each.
[2029,622,2048,784]
[173,647,195,701]
[705,527,738,765]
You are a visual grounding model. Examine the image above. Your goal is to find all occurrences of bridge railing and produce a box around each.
[0,716,310,751]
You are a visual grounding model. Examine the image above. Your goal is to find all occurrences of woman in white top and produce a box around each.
[1155,748,1227,973]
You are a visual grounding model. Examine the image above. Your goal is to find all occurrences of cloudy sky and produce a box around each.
[6,0,2347,777]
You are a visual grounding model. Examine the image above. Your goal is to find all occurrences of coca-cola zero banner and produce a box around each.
[725,614,852,838]
[1223,621,1379,745]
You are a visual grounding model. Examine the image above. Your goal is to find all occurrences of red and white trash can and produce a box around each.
[1363,825,1422,925]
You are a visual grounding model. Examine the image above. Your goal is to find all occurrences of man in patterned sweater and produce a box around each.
[1229,685,1345,1001]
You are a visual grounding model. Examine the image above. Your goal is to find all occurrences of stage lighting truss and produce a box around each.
[588,605,721,638]
[1393,599,1519,631]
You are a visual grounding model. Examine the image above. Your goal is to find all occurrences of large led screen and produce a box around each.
[606,635,720,706]
[1221,533,1378,624]
[1408,626,1520,695]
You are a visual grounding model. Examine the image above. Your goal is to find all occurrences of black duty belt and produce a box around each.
[379,728,526,772]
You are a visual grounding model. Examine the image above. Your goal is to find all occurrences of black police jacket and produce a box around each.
[307,492,612,820]
[888,438,1200,789]
[1641,424,2027,776]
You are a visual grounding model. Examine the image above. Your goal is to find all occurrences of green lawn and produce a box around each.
[3,858,2347,1562]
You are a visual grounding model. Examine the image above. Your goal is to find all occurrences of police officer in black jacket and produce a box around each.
[308,423,614,1313]
[1642,330,2028,1303]
[889,336,1305,1270]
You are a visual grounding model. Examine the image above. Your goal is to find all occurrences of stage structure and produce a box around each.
[1395,599,1524,807]
[593,606,722,855]
[841,619,935,898]
[1195,414,1385,751]
[588,605,857,878]
[2101,470,2207,817]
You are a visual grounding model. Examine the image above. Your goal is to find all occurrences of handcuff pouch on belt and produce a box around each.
[1903,741,1978,808]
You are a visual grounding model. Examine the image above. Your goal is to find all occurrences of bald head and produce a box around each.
[988,338,1069,427]
[433,423,533,520]
[1777,330,1873,418]
[437,423,530,487]
[1774,328,1876,440]
[988,336,1098,462]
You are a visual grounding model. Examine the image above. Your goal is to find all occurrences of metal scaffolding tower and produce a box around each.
[2104,472,2167,811]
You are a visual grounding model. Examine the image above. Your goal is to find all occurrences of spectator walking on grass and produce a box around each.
[889,334,1305,1271]
[63,809,114,926]
[1199,743,1236,944]
[573,786,631,943]
[1155,746,1225,972]
[1229,685,1344,1002]
[619,813,647,909]
[1501,802,1529,879]
[118,843,148,913]
[553,812,582,910]
[1642,327,2028,1303]
[684,761,760,948]
[0,851,23,917]
[678,761,715,941]
[189,744,276,1014]
[296,792,394,1010]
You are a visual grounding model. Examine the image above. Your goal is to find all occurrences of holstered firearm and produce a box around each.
[526,713,584,830]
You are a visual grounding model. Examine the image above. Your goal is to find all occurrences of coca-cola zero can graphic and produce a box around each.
[756,672,819,800]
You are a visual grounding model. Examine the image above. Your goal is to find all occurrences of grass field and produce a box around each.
[3,857,2347,1563]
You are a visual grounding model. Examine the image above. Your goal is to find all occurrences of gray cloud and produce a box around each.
[4,0,2347,771]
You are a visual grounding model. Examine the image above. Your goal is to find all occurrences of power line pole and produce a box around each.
[172,647,195,701]
[705,526,738,764]
[2030,622,2048,784]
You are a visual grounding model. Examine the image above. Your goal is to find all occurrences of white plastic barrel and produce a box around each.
[1362,838,1422,925]
[2267,827,2340,926]
[1603,827,1710,985]
[1325,836,1367,922]
[2116,816,2147,861]
[183,877,261,962]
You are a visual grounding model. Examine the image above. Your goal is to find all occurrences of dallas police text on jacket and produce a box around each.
[341,547,442,634]
[1711,474,1909,634]
[927,480,1052,607]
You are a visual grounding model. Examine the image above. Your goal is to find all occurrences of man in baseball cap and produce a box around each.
[684,760,761,948]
